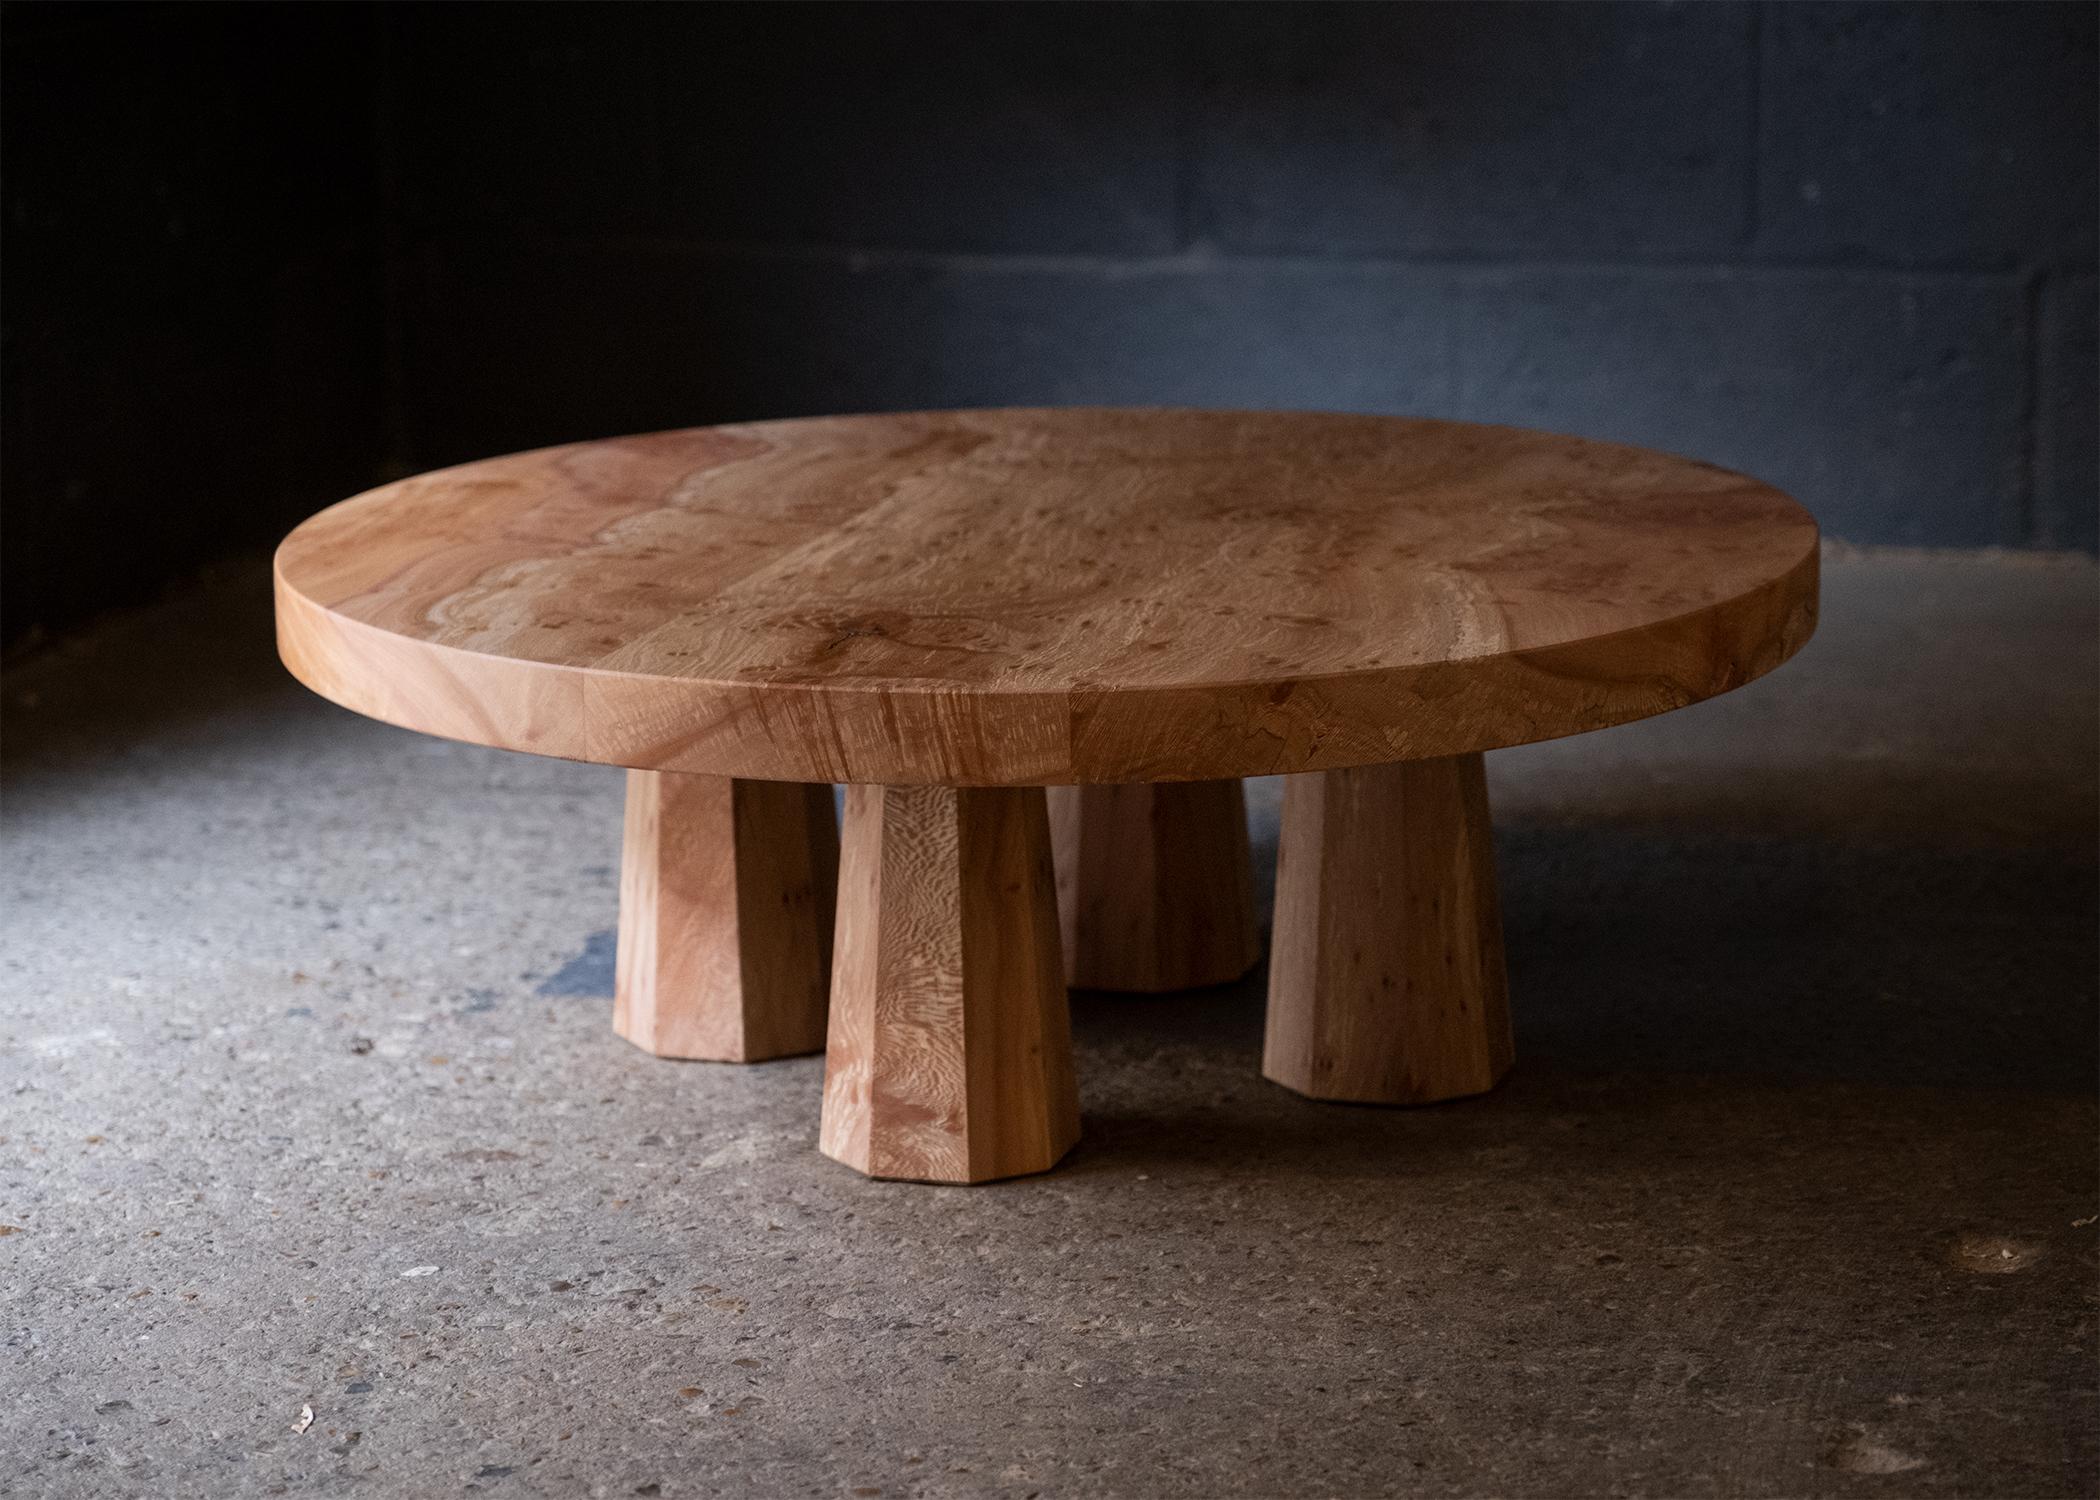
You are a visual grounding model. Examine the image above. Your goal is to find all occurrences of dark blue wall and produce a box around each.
[5,1,2095,647]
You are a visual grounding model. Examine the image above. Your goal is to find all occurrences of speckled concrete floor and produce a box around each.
[3,549,2095,1499]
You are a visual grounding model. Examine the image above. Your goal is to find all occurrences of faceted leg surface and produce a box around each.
[614,770,838,1063]
[820,784,1080,1184]
[1047,780,1262,991]
[1264,755,1513,1104]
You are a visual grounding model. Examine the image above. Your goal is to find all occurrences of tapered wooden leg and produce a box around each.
[1263,755,1513,1104]
[820,784,1080,1184]
[1047,781,1262,991]
[614,770,838,1063]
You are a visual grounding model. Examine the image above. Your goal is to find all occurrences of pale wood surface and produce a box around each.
[275,408,1818,787]
[613,771,837,1062]
[1264,755,1514,1103]
[819,784,1080,1183]
[1048,781,1261,991]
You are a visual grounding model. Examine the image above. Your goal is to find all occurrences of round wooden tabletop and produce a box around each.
[275,408,1819,785]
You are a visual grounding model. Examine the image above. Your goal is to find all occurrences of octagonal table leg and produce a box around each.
[614,770,838,1063]
[820,784,1080,1184]
[1047,781,1262,991]
[1263,755,1514,1104]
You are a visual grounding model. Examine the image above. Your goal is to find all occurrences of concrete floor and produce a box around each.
[2,549,2095,1499]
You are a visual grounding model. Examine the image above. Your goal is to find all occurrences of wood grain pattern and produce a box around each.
[274,408,1819,786]
[1264,755,1513,1104]
[1048,781,1261,991]
[614,771,838,1062]
[820,784,1079,1183]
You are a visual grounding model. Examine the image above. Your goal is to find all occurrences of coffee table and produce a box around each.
[275,408,1819,1183]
